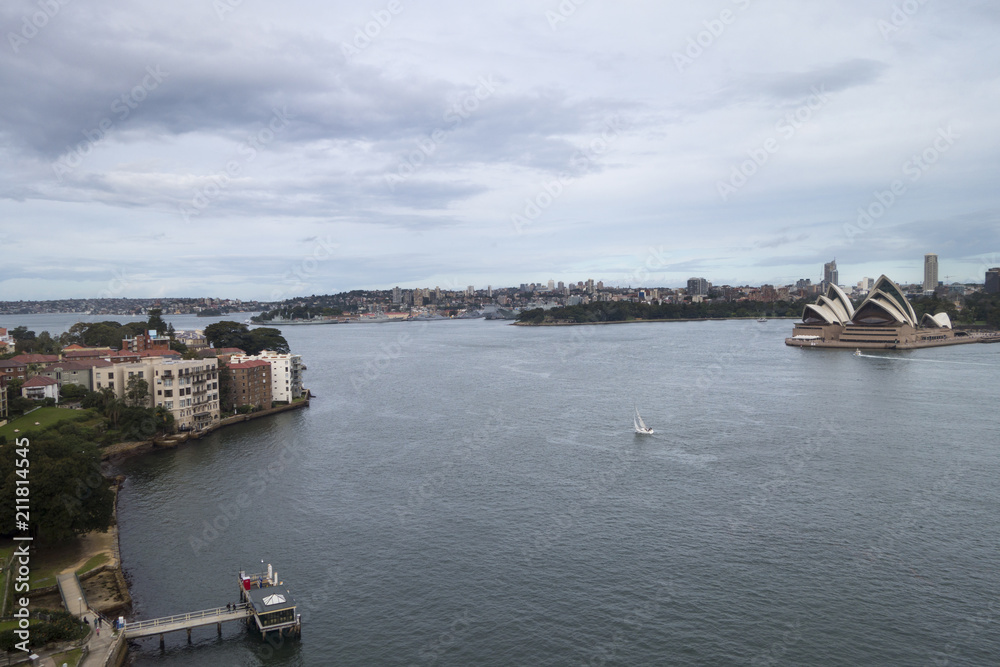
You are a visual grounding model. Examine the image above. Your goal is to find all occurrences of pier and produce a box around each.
[122,565,300,650]
[124,603,252,644]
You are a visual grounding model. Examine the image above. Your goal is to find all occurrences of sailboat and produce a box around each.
[633,407,654,435]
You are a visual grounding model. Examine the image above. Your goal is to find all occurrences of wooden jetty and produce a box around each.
[123,564,300,648]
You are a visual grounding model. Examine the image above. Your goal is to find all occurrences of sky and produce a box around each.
[1,0,999,301]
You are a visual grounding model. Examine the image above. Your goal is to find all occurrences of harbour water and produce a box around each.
[22,316,1000,665]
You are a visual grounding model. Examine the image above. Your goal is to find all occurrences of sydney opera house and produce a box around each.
[786,275,973,349]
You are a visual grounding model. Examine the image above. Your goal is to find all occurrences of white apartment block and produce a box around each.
[228,350,304,403]
[92,357,221,431]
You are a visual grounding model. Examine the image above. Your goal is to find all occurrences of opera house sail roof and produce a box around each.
[851,275,918,327]
[801,284,855,325]
[788,274,968,349]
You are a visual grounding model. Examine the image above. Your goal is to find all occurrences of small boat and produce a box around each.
[757,318,767,323]
[633,407,654,435]
[854,349,862,356]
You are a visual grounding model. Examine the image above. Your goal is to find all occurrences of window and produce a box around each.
[108,373,114,379]
[164,390,172,397]
[138,371,144,379]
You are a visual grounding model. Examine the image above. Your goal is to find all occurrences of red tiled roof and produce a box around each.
[40,361,93,372]
[62,344,86,350]
[64,349,119,359]
[23,375,59,387]
[199,347,246,357]
[229,360,271,369]
[11,354,60,364]
[62,359,115,369]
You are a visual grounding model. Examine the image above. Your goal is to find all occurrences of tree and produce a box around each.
[0,423,114,541]
[124,376,150,408]
[247,327,290,354]
[154,406,175,433]
[60,383,88,401]
[204,321,290,355]
[147,308,168,334]
[204,321,252,350]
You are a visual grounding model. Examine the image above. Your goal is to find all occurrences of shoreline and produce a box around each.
[101,397,310,463]
[512,316,799,326]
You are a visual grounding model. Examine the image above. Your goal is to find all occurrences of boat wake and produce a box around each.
[857,354,994,367]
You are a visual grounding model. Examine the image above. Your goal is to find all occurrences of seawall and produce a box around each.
[101,398,310,462]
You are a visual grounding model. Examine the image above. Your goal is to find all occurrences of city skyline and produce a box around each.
[2,2,999,300]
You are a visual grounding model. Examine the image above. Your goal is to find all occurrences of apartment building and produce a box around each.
[228,351,304,403]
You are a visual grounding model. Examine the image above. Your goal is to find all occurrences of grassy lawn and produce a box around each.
[75,553,109,576]
[0,618,39,631]
[0,407,93,440]
[50,647,83,667]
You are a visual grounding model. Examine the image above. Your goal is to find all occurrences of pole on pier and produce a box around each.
[159,634,164,650]
[217,622,222,636]
[187,628,192,643]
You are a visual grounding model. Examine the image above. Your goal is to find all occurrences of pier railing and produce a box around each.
[125,603,250,632]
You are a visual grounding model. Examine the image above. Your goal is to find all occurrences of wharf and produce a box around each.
[124,604,251,639]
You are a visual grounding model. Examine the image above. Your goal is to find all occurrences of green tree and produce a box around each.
[60,383,88,401]
[154,405,175,433]
[124,376,150,407]
[247,327,290,354]
[147,308,168,334]
[204,322,290,355]
[204,321,251,350]
[0,423,114,541]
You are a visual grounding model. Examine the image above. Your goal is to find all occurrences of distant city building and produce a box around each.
[229,351,304,403]
[823,260,838,288]
[92,357,221,432]
[224,360,272,412]
[174,330,208,349]
[392,286,401,304]
[985,268,1000,294]
[37,361,111,390]
[687,277,709,296]
[466,285,475,297]
[0,377,7,420]
[21,376,59,403]
[586,279,595,294]
[0,360,28,384]
[487,285,492,298]
[857,277,874,293]
[923,254,938,293]
[0,327,13,353]
[121,330,171,354]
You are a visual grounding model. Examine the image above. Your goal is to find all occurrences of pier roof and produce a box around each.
[246,585,296,613]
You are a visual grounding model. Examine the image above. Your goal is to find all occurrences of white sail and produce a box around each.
[634,407,653,434]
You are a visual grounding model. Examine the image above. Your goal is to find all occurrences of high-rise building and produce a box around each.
[392,286,401,304]
[687,277,709,296]
[823,260,838,288]
[923,254,939,293]
[986,268,1000,294]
